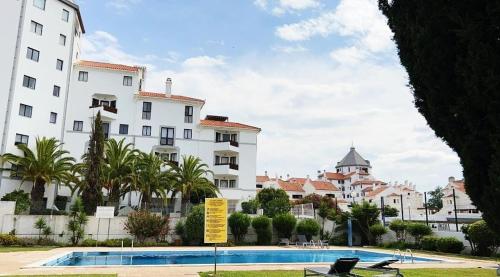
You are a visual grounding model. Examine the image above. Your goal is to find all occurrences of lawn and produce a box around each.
[199,268,496,277]
[0,246,57,253]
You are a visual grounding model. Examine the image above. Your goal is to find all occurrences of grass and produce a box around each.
[0,246,57,253]
[367,246,500,262]
[200,268,496,277]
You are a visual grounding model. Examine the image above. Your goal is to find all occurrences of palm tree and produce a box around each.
[102,138,138,208]
[123,152,174,210]
[3,137,75,213]
[171,155,218,215]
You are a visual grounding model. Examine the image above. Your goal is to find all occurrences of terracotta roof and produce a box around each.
[452,180,466,193]
[365,186,387,197]
[273,179,305,192]
[335,199,348,203]
[200,119,261,131]
[387,193,400,197]
[256,175,270,183]
[322,172,347,180]
[310,181,339,191]
[288,177,308,185]
[138,91,205,104]
[76,60,141,72]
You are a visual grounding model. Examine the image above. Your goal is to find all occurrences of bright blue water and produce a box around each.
[43,250,439,266]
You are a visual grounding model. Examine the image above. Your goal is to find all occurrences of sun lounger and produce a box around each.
[297,235,315,247]
[279,238,291,246]
[355,259,403,277]
[304,257,361,276]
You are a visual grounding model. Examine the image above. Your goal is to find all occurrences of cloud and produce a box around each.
[329,46,367,64]
[106,0,141,12]
[272,45,308,54]
[255,0,321,16]
[182,56,226,67]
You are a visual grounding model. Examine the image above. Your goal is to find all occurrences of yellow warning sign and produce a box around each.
[204,198,228,244]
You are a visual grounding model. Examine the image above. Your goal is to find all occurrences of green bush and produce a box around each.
[407,222,432,245]
[296,219,320,241]
[256,188,291,217]
[184,205,205,245]
[228,212,251,244]
[463,220,499,256]
[68,198,87,245]
[329,233,347,246]
[369,224,387,244]
[421,236,438,251]
[103,238,133,247]
[252,216,272,245]
[389,219,408,241]
[1,190,30,214]
[241,199,259,214]
[81,239,98,247]
[436,237,464,253]
[272,213,297,239]
[0,234,18,246]
[124,210,169,244]
[383,206,399,217]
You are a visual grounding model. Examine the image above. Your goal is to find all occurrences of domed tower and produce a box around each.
[335,146,371,175]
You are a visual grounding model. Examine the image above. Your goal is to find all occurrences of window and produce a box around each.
[102,123,110,139]
[33,0,45,10]
[183,129,192,139]
[49,112,57,124]
[142,126,151,136]
[184,106,193,123]
[26,47,39,62]
[229,180,236,188]
[119,124,129,135]
[30,21,43,35]
[19,104,32,118]
[142,102,152,119]
[123,76,132,86]
[78,71,88,82]
[160,127,174,145]
[56,59,63,71]
[22,75,36,90]
[59,34,66,46]
[215,132,238,142]
[10,164,22,179]
[73,121,83,131]
[53,85,60,97]
[15,134,29,145]
[62,9,69,22]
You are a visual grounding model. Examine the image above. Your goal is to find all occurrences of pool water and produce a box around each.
[43,250,439,266]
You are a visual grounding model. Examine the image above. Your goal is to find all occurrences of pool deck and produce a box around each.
[0,246,497,277]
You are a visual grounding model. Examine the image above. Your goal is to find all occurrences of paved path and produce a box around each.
[0,246,497,276]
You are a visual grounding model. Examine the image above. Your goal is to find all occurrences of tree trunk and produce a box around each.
[30,179,46,213]
[82,186,100,215]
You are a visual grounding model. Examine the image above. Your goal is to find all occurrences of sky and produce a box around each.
[76,0,463,191]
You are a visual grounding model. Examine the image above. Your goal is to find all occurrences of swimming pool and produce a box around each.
[42,249,440,266]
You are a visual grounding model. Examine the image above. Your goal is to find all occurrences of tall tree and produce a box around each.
[379,1,500,231]
[351,201,381,245]
[102,138,138,209]
[171,155,217,215]
[82,111,105,215]
[3,137,74,213]
[427,186,444,212]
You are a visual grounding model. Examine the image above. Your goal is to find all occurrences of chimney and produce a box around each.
[306,174,310,180]
[448,176,455,183]
[264,170,268,176]
[165,78,172,96]
[286,174,290,180]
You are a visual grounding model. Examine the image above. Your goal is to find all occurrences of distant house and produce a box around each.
[438,177,480,217]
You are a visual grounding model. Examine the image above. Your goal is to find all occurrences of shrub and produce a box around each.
[369,224,387,244]
[34,217,48,240]
[272,213,297,239]
[407,222,432,245]
[184,205,205,245]
[381,241,414,249]
[81,239,98,247]
[330,233,347,246]
[463,220,499,256]
[421,236,438,251]
[67,198,87,245]
[0,234,18,246]
[252,216,272,245]
[241,199,259,214]
[103,238,133,247]
[228,212,251,244]
[389,219,408,242]
[436,237,464,253]
[383,206,399,217]
[1,190,30,214]
[124,210,169,244]
[256,188,291,217]
[296,219,320,241]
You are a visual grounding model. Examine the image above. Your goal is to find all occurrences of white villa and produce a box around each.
[436,177,481,220]
[0,0,260,213]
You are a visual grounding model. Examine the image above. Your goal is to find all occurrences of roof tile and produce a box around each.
[76,60,141,72]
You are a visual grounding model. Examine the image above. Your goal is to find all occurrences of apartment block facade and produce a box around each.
[0,0,260,213]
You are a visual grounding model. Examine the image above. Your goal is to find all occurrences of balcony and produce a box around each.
[214,140,239,153]
[213,163,239,176]
[89,105,117,121]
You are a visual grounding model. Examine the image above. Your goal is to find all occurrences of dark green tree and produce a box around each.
[383,205,399,217]
[378,1,500,231]
[427,187,444,212]
[82,111,105,215]
[256,188,291,218]
[351,201,381,245]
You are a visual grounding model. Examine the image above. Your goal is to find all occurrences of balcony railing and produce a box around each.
[215,163,239,170]
[89,104,118,114]
[215,140,239,147]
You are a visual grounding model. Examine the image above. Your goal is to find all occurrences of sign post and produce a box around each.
[95,206,115,244]
[204,198,227,276]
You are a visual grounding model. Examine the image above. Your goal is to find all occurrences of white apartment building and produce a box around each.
[437,177,480,219]
[0,0,260,213]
